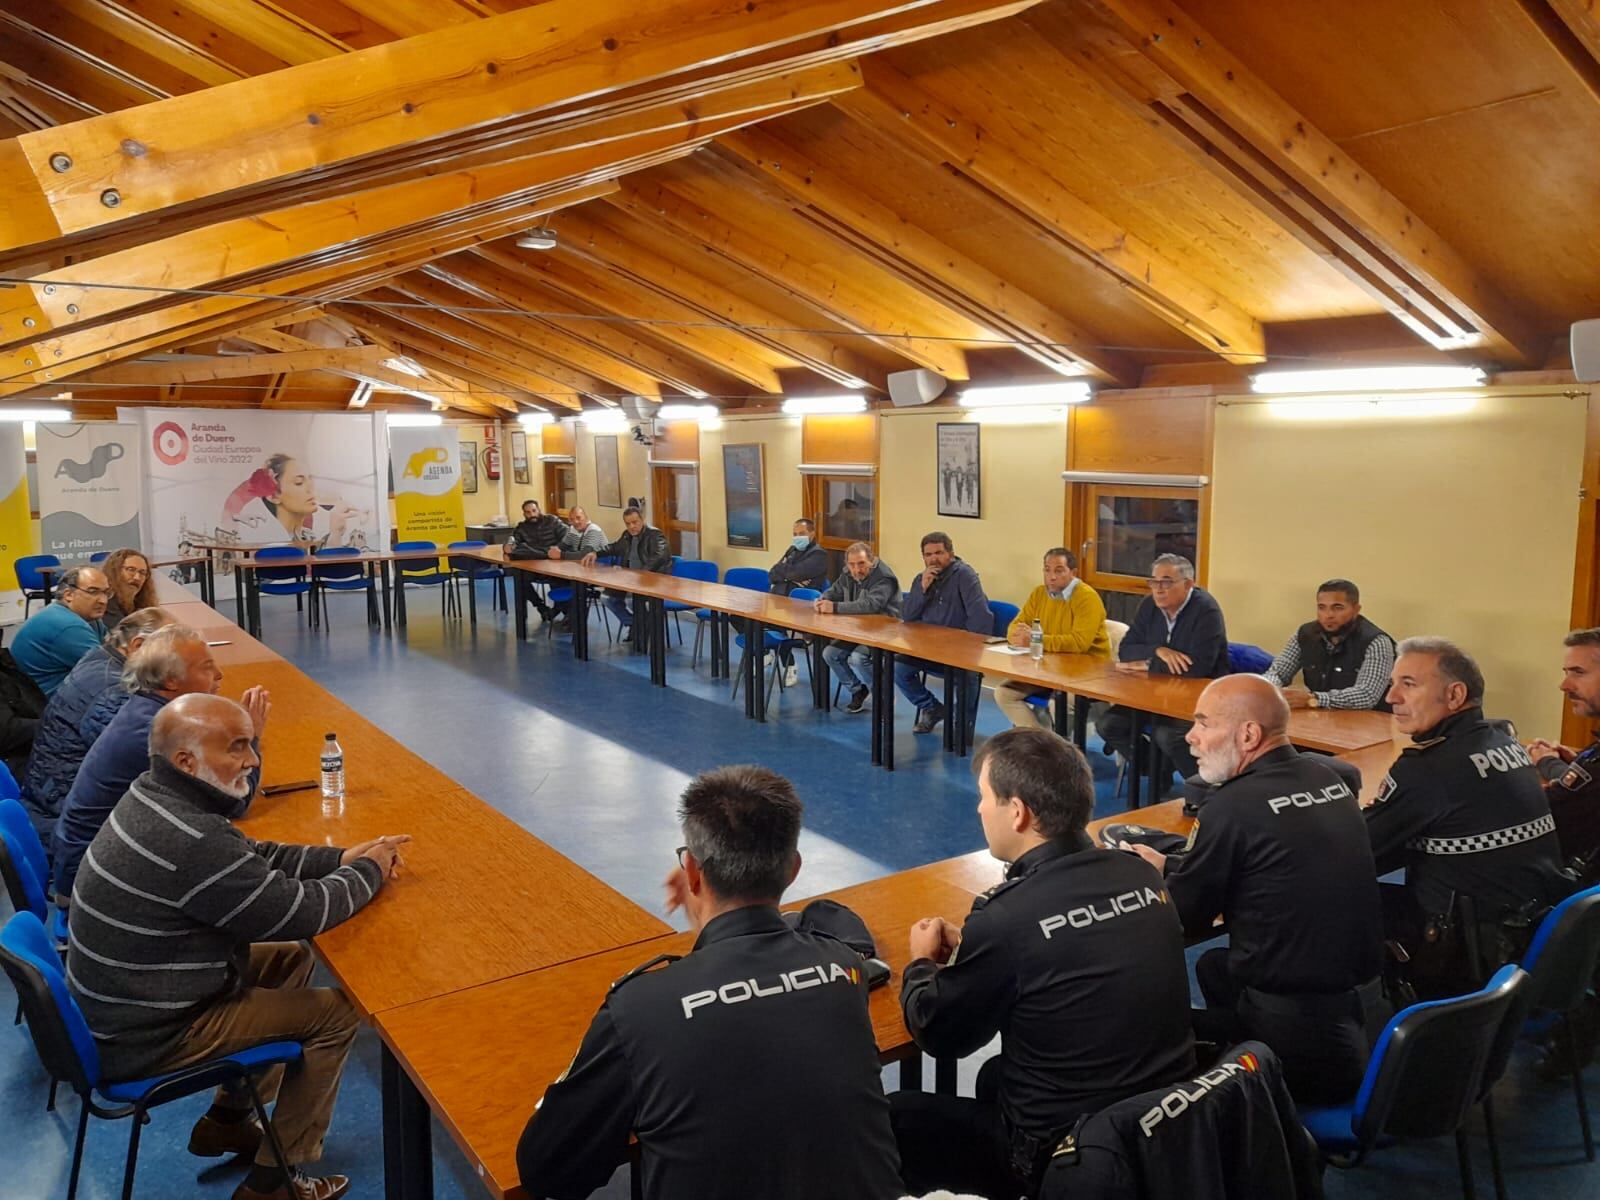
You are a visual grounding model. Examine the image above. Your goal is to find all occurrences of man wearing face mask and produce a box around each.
[1128,675,1384,1103]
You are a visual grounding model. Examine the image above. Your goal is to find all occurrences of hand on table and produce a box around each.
[548,547,562,561]
[240,685,272,737]
[909,916,960,965]
[1008,625,1030,648]
[343,834,411,880]
[1129,844,1167,873]
[1153,646,1192,674]
[1281,686,1313,710]
[814,598,835,614]
[1114,660,1150,673]
[581,553,598,567]
[1528,739,1576,766]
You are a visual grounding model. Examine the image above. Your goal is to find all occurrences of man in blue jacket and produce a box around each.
[9,565,111,695]
[897,532,991,734]
[1095,554,1228,789]
[52,624,270,904]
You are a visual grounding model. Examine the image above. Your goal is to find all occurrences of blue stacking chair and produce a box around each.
[0,912,303,1200]
[1520,883,1600,1161]
[87,552,110,564]
[447,540,507,616]
[311,546,377,630]
[732,585,819,709]
[1302,964,1530,1200]
[665,560,717,649]
[14,554,61,617]
[726,567,778,699]
[917,600,1019,733]
[252,545,313,628]
[0,798,67,945]
[0,756,21,800]
[393,540,454,620]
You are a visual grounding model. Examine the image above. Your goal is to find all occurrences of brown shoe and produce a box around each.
[231,1171,351,1200]
[187,1112,264,1158]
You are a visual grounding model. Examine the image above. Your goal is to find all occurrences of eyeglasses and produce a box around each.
[70,586,113,598]
[123,566,150,578]
[675,845,690,869]
[1146,577,1187,589]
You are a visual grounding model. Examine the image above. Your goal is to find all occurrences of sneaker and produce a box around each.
[783,663,800,688]
[527,608,544,632]
[913,701,947,734]
[188,1111,264,1158]
[845,687,870,715]
[232,1169,351,1200]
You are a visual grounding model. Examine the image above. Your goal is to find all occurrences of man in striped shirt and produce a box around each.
[67,693,409,1200]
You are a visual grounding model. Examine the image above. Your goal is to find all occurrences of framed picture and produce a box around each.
[460,439,479,494]
[595,433,622,508]
[722,442,766,549]
[510,430,530,485]
[936,422,980,518]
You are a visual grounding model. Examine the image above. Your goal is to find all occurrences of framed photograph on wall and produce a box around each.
[595,434,623,508]
[936,422,980,518]
[510,430,530,485]
[722,442,767,549]
[460,439,479,494]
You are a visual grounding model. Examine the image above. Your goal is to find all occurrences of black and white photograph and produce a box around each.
[936,422,980,518]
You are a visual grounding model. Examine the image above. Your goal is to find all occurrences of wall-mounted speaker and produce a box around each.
[619,395,660,422]
[887,369,947,407]
[1573,319,1600,383]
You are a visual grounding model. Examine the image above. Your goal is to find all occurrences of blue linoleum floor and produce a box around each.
[2,579,1596,1199]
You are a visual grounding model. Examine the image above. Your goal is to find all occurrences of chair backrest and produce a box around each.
[989,600,1020,637]
[0,795,46,884]
[253,544,308,582]
[87,551,110,564]
[1228,641,1275,674]
[393,541,441,577]
[1522,883,1600,1013]
[0,828,47,921]
[0,758,20,801]
[789,587,821,603]
[312,545,364,580]
[1350,964,1527,1147]
[1106,619,1130,659]
[0,911,100,1093]
[725,567,770,593]
[446,540,490,572]
[671,559,719,584]
[13,554,61,591]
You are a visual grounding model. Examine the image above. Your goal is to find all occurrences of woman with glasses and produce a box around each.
[100,547,156,627]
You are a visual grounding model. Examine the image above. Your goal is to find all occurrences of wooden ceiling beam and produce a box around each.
[0,1,209,102]
[78,345,387,385]
[1086,0,1547,367]
[717,126,1137,386]
[52,0,243,90]
[837,57,1264,362]
[1515,0,1600,106]
[0,0,1034,252]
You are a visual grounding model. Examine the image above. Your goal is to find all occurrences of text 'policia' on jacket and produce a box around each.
[516,905,902,1200]
[901,838,1195,1146]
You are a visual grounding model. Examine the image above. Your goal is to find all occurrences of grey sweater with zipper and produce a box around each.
[820,560,902,618]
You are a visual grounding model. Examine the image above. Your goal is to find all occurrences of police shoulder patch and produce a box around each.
[970,874,1025,912]
[1372,772,1399,806]
[609,953,681,993]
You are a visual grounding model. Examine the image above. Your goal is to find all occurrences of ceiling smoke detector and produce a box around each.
[516,227,559,251]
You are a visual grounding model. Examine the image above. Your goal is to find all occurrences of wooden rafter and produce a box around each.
[77,345,387,384]
[1515,0,1600,106]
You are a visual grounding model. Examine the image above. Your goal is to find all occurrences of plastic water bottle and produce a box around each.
[1030,620,1044,662]
[320,733,345,805]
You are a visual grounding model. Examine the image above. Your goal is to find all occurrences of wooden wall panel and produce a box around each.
[541,420,574,458]
[651,419,699,462]
[802,414,878,464]
[1066,391,1214,476]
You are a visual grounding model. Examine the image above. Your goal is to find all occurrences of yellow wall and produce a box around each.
[698,414,805,572]
[1209,391,1586,739]
[878,409,1069,610]
[572,419,650,543]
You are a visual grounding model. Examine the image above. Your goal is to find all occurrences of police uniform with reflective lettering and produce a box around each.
[1545,735,1600,868]
[892,835,1194,1199]
[1162,745,1383,1103]
[516,906,902,1200]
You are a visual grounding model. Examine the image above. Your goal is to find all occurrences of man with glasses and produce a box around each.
[1094,554,1229,790]
[9,564,112,695]
[517,766,902,1200]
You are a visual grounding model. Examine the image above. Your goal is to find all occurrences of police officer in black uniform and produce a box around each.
[1127,675,1384,1104]
[516,766,901,1200]
[1263,578,1395,712]
[1530,627,1600,871]
[1366,636,1569,996]
[893,728,1194,1199]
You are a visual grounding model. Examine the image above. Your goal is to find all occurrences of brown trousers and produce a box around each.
[155,942,359,1166]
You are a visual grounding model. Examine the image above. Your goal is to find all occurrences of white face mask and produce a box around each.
[791,535,810,550]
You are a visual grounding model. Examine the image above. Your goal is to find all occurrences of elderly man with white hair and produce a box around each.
[67,693,409,1200]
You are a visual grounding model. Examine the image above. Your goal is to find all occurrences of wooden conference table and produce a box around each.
[226,547,476,637]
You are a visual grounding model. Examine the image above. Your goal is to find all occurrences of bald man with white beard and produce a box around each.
[1129,675,1384,1104]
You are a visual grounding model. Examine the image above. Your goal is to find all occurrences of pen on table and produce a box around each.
[261,780,320,797]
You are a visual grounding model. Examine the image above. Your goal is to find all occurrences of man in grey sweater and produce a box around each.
[67,693,408,1200]
[816,542,901,714]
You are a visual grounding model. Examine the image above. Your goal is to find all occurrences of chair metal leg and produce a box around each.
[1456,1127,1478,1200]
[248,1073,298,1194]
[47,1077,58,1111]
[66,1099,89,1200]
[1481,1095,1507,1200]
[1568,1016,1595,1161]
[731,646,748,701]
[693,621,704,668]
[121,1110,147,1200]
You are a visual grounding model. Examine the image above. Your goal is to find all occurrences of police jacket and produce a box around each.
[516,905,901,1200]
[1545,735,1600,867]
[1366,707,1567,919]
[506,514,570,559]
[1038,1042,1322,1200]
[22,644,125,838]
[1164,745,1382,995]
[768,540,829,595]
[902,837,1195,1144]
[1118,587,1230,678]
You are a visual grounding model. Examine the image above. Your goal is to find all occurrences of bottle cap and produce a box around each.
[325,732,337,739]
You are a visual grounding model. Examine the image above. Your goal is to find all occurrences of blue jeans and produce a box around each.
[823,641,872,692]
[604,590,633,627]
[894,656,981,715]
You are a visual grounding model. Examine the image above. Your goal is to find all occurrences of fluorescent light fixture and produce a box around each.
[579,409,630,432]
[1266,396,1480,422]
[384,412,443,427]
[0,407,71,422]
[959,382,1092,408]
[517,411,554,428]
[1249,365,1486,394]
[380,356,426,378]
[683,387,710,400]
[967,406,1072,426]
[657,404,718,421]
[516,228,558,251]
[781,393,867,415]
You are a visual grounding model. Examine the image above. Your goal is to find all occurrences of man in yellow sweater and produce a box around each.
[991,548,1110,728]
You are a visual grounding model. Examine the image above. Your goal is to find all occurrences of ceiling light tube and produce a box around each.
[781,393,867,415]
[959,382,1092,407]
[579,410,630,432]
[0,407,72,422]
[656,404,718,421]
[1248,365,1486,394]
[517,411,554,428]
[384,412,443,427]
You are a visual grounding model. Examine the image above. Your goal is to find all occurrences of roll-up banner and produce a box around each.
[389,425,465,544]
[0,427,30,621]
[118,408,388,567]
[34,422,141,568]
